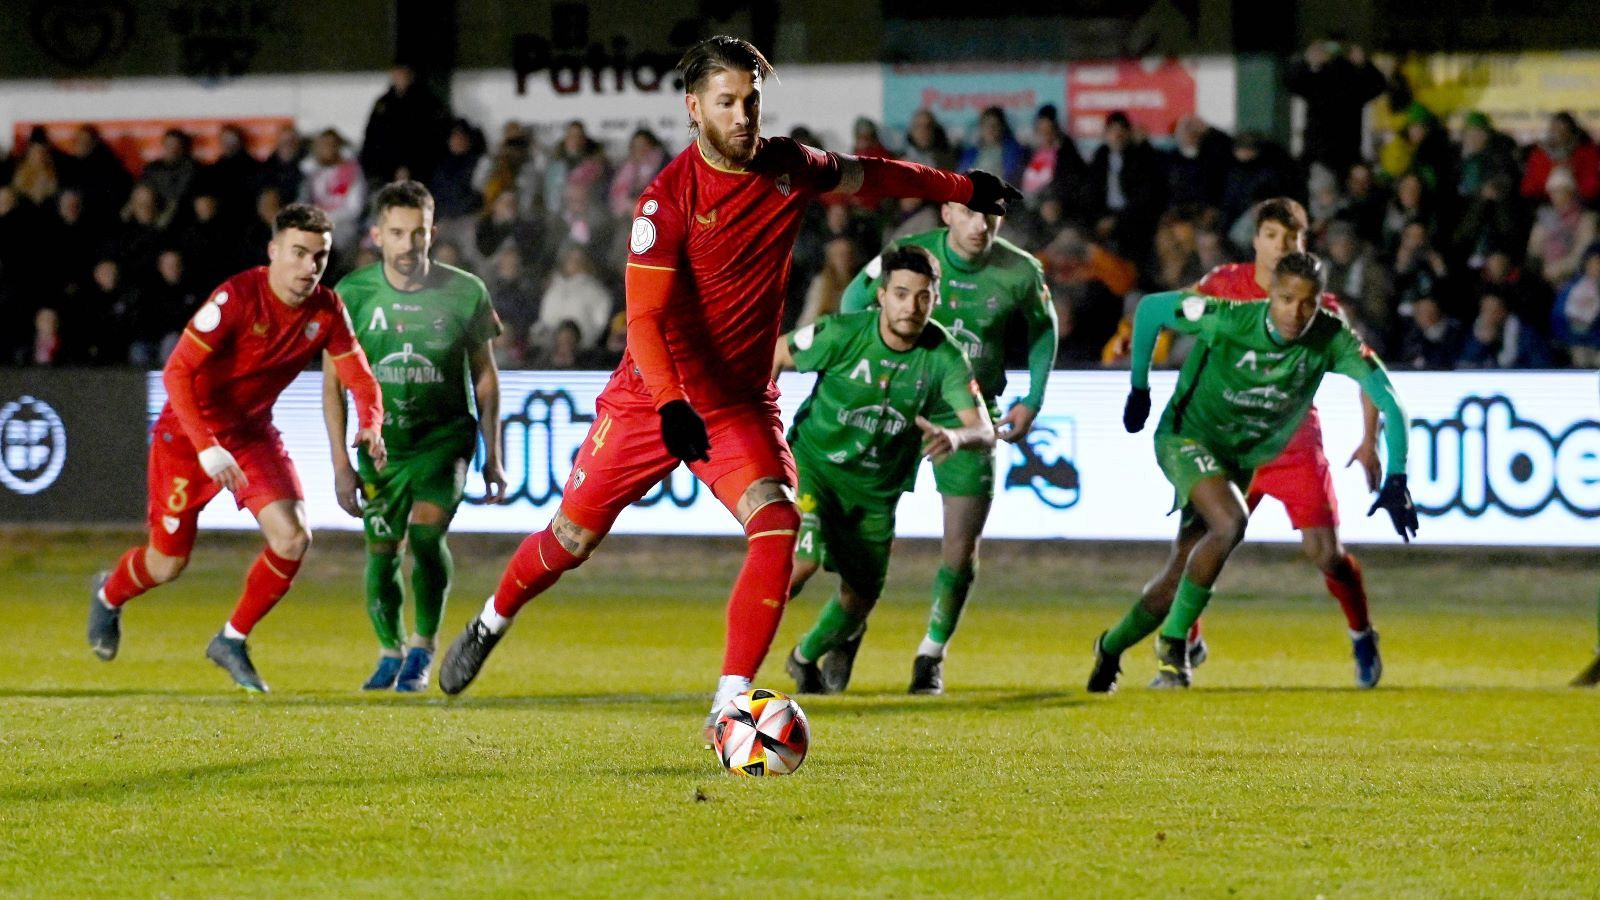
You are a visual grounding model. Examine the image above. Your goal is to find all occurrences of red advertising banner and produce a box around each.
[12,117,293,176]
[1066,59,1196,139]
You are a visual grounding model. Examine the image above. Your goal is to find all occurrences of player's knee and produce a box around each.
[269,527,312,560]
[745,499,801,542]
[790,557,819,591]
[146,552,188,584]
[1302,531,1343,572]
[1212,514,1248,550]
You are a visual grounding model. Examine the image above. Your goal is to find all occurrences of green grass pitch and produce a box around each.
[2,528,1597,896]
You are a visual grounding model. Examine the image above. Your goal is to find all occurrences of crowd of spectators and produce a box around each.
[5,53,1599,372]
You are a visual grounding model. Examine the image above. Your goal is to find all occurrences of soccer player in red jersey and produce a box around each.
[1187,198,1387,686]
[437,36,1021,738]
[86,203,385,692]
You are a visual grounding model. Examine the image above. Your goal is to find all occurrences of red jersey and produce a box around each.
[620,138,844,410]
[1195,262,1342,459]
[157,266,375,448]
[621,137,970,411]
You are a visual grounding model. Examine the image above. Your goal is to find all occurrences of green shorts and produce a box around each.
[357,439,472,543]
[930,443,996,498]
[1154,432,1253,517]
[795,465,899,601]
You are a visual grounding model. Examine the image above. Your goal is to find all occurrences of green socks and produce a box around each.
[1160,576,1215,641]
[365,549,404,651]
[1102,602,1162,656]
[797,594,865,662]
[408,524,452,641]
[925,564,976,645]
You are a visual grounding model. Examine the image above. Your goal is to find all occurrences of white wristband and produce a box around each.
[198,445,238,478]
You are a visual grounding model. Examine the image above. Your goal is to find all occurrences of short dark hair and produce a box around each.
[678,35,774,95]
[1105,110,1132,130]
[1275,251,1326,292]
[1255,197,1308,235]
[372,179,435,220]
[275,202,333,235]
[879,245,940,284]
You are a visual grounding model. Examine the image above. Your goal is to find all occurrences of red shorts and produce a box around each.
[560,385,795,533]
[146,421,304,557]
[1246,443,1339,530]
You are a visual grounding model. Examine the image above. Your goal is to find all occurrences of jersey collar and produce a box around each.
[694,138,752,175]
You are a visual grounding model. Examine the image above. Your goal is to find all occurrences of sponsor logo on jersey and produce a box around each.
[373,343,444,385]
[694,209,718,227]
[1410,395,1600,518]
[1005,416,1079,509]
[0,395,67,496]
[945,318,984,360]
[1222,384,1292,411]
[837,403,908,436]
[251,322,269,336]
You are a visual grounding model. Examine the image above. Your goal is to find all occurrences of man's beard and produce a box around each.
[391,253,421,275]
[704,120,758,165]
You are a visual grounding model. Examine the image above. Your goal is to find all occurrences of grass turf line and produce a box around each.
[1,529,1597,896]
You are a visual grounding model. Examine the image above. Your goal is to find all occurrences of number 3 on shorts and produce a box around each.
[590,414,614,454]
[167,477,190,512]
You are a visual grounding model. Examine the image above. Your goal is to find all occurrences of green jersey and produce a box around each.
[839,229,1057,415]
[336,262,501,456]
[787,309,981,498]
[1153,293,1382,469]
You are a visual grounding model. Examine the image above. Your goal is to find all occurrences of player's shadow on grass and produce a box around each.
[816,690,1083,715]
[0,759,279,805]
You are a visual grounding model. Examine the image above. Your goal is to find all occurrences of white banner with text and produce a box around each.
[148,370,1600,547]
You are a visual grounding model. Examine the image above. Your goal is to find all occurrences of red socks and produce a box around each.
[1325,552,1372,632]
[228,548,303,635]
[722,503,801,678]
[102,547,155,607]
[492,526,583,619]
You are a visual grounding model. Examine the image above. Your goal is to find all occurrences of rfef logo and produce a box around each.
[0,395,68,496]
[1409,395,1600,518]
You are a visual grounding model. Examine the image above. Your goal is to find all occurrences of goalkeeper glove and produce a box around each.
[1122,387,1152,433]
[1366,473,1419,543]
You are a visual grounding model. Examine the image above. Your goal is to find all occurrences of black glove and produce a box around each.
[964,169,1023,216]
[1366,473,1419,543]
[1123,387,1151,433]
[659,399,710,463]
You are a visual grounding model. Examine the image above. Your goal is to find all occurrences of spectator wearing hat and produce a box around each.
[1455,111,1519,200]
[1527,166,1598,287]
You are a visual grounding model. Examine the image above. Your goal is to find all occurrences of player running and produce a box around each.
[1087,251,1417,692]
[1189,198,1387,687]
[86,203,384,691]
[833,204,1056,694]
[773,246,994,694]
[433,36,1022,739]
[322,181,506,694]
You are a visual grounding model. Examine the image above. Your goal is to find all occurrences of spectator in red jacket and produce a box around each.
[1521,111,1600,204]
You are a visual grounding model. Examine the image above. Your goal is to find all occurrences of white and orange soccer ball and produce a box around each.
[711,688,810,776]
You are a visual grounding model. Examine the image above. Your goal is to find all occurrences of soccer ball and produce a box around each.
[711,688,810,776]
